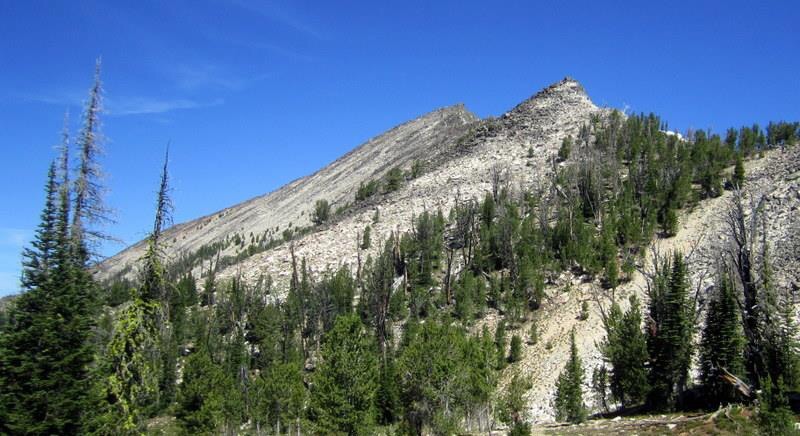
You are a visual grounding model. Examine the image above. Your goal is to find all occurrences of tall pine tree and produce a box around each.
[646,252,694,410]
[310,313,379,435]
[0,102,99,434]
[92,149,173,432]
[554,329,586,423]
[699,271,744,406]
[601,295,649,409]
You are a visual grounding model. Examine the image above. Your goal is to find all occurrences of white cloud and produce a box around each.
[107,96,224,116]
[229,0,324,40]
[171,64,247,91]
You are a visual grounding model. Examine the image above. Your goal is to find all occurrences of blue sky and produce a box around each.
[1,0,798,296]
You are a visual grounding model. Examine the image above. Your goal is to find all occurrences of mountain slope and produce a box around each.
[96,77,800,425]
[209,77,600,286]
[97,104,478,280]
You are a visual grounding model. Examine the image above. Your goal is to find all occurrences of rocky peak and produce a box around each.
[499,77,598,138]
[507,77,592,117]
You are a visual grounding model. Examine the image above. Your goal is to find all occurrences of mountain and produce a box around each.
[98,77,598,287]
[95,77,800,424]
[97,103,479,281]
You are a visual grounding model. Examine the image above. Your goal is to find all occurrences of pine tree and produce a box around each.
[376,355,401,426]
[252,360,306,434]
[499,372,532,435]
[699,271,744,406]
[760,244,800,391]
[0,110,97,434]
[92,150,173,431]
[19,162,58,291]
[601,296,649,409]
[175,346,239,434]
[554,329,586,423]
[646,252,694,410]
[310,313,379,435]
[509,334,523,363]
[732,153,745,188]
[757,375,800,436]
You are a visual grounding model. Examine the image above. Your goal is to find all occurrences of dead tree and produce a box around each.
[724,188,768,386]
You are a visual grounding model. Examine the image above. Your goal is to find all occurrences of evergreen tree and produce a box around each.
[498,372,532,435]
[699,272,744,406]
[646,253,694,410]
[252,361,306,435]
[554,329,586,423]
[509,334,523,363]
[175,346,239,434]
[376,355,401,426]
[732,153,745,188]
[397,317,495,434]
[91,150,173,431]
[312,199,330,225]
[310,313,379,435]
[558,135,572,161]
[0,162,89,434]
[757,375,799,436]
[19,162,59,291]
[0,108,97,434]
[601,296,649,409]
[591,365,610,413]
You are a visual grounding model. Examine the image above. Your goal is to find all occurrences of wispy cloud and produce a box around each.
[171,64,247,90]
[229,0,324,40]
[22,91,83,108]
[107,96,224,116]
[22,90,223,116]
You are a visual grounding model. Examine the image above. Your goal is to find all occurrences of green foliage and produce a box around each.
[558,135,572,161]
[732,154,745,188]
[384,167,404,192]
[579,300,589,321]
[252,361,306,435]
[361,224,371,249]
[312,199,331,225]
[757,375,799,436]
[95,298,163,433]
[699,272,745,406]
[360,240,395,349]
[397,317,495,435]
[647,253,694,410]
[766,121,799,146]
[310,314,379,435]
[356,179,381,202]
[376,356,401,426]
[0,86,99,435]
[175,347,240,434]
[554,329,586,423]
[498,372,532,434]
[601,295,649,409]
[495,320,508,369]
[509,334,523,363]
[410,159,423,178]
[592,365,610,413]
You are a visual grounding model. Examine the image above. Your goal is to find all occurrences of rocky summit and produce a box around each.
[96,77,800,424]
